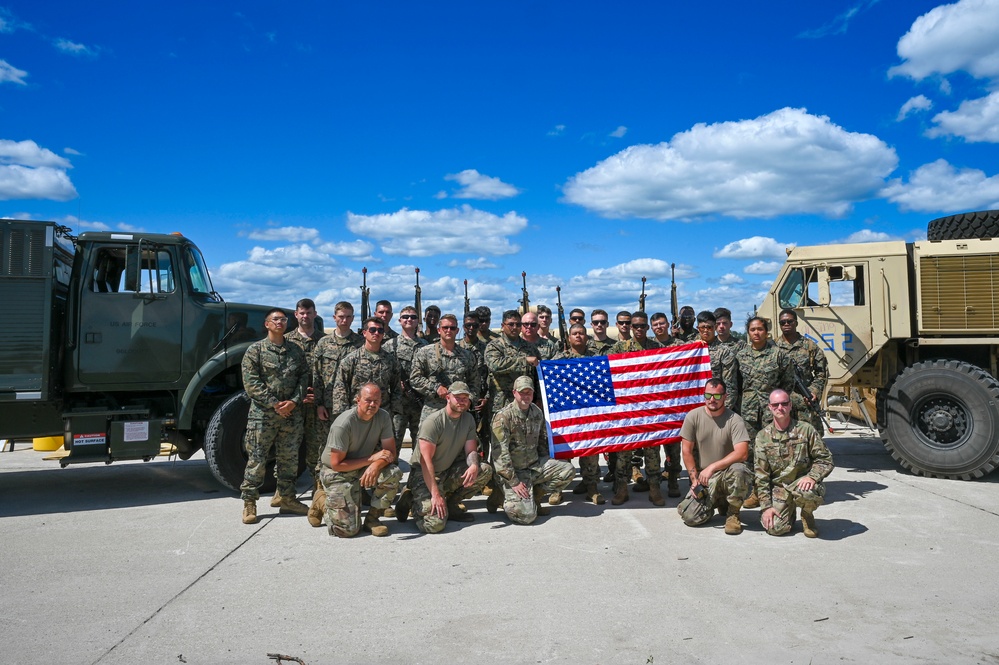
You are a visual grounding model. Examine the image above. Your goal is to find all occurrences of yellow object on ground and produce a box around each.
[33,436,63,452]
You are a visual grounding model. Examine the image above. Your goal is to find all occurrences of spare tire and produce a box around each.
[926,210,999,241]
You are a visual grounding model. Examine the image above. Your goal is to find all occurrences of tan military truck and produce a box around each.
[757,210,999,479]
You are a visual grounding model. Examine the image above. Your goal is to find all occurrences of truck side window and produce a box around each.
[828,265,865,306]
[90,246,175,294]
[778,268,820,308]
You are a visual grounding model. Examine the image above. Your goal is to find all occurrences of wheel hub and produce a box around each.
[916,397,968,446]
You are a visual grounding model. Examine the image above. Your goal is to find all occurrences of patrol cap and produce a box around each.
[448,381,472,396]
[513,376,534,392]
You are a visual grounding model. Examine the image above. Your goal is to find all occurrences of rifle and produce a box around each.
[791,361,834,434]
[638,276,647,313]
[519,271,530,315]
[414,267,422,335]
[556,286,569,352]
[360,266,370,323]
[669,263,679,329]
[463,279,471,317]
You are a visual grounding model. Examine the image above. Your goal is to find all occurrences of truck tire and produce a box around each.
[881,360,999,479]
[203,391,307,492]
[926,210,999,241]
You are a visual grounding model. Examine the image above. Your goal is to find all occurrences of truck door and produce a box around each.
[77,241,183,384]
[775,263,873,384]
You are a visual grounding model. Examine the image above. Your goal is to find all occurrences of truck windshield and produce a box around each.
[185,245,215,295]
[778,268,806,308]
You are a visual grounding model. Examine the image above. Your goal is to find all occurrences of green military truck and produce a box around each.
[0,219,293,491]
[758,209,999,480]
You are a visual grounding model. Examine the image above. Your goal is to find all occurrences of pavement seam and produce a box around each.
[90,514,274,665]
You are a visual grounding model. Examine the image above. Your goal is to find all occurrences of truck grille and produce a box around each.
[919,254,999,333]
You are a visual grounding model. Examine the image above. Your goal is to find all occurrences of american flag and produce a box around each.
[537,342,712,459]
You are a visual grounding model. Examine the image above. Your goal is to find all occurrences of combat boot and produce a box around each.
[307,488,326,528]
[572,482,588,495]
[724,505,743,535]
[548,490,564,505]
[611,483,629,506]
[395,487,413,522]
[269,490,281,508]
[533,486,551,516]
[447,498,475,522]
[382,505,396,518]
[277,495,309,516]
[242,500,258,525]
[602,469,615,483]
[648,481,666,507]
[481,484,493,497]
[486,485,504,513]
[585,482,605,505]
[631,466,649,492]
[667,472,681,498]
[362,508,389,537]
[743,492,760,509]
[801,509,819,538]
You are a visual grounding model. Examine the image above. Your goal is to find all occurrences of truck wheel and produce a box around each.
[926,210,999,241]
[203,391,307,492]
[882,360,999,479]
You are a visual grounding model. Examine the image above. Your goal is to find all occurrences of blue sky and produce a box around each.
[3,1,999,323]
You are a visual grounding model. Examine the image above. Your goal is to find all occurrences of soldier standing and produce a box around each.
[239,308,310,524]
[756,389,834,538]
[282,298,325,504]
[420,305,441,344]
[589,309,615,354]
[313,301,363,430]
[382,305,428,451]
[650,311,678,347]
[374,300,398,340]
[521,310,559,360]
[484,309,539,414]
[410,313,480,425]
[776,308,829,433]
[330,316,402,416]
[474,306,496,343]
[672,305,698,341]
[556,323,606,505]
[713,307,740,348]
[615,310,632,342]
[458,311,491,456]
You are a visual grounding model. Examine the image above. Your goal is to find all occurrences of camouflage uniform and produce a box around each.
[491,401,573,525]
[484,334,539,414]
[410,341,480,424]
[458,334,491,456]
[418,328,440,344]
[534,335,561,361]
[707,338,741,411]
[554,345,603,486]
[319,408,402,538]
[382,333,428,450]
[312,330,363,434]
[675,328,699,343]
[330,346,402,417]
[285,327,326,482]
[408,407,494,534]
[735,343,796,451]
[239,338,308,502]
[755,419,834,536]
[777,334,829,434]
[609,336,663,485]
[590,337,616,355]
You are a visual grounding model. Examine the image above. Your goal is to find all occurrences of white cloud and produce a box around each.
[744,261,782,275]
[547,124,566,136]
[562,107,897,220]
[443,169,520,200]
[54,38,97,57]
[927,91,999,142]
[63,147,82,156]
[713,236,793,259]
[881,158,999,212]
[316,239,375,259]
[889,0,999,82]
[0,146,77,199]
[798,0,881,39]
[609,125,628,138]
[840,229,896,243]
[0,60,27,85]
[718,273,745,285]
[584,258,677,280]
[897,94,933,121]
[447,257,499,270]
[245,225,320,242]
[346,205,527,257]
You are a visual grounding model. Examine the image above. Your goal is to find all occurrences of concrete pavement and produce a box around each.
[1,423,998,664]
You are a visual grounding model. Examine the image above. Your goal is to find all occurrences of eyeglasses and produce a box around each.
[697,324,714,331]
[464,322,479,327]
[522,322,538,328]
[570,317,584,322]
[268,317,288,324]
[440,325,458,331]
[366,327,385,334]
[400,314,418,320]
[769,400,790,408]
[704,392,725,400]
[779,319,796,325]
[592,320,608,325]
[505,322,522,327]
[617,321,631,326]
[632,323,649,330]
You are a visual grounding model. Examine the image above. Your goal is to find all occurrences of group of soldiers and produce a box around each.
[237,294,834,538]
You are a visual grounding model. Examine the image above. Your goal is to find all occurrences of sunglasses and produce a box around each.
[440,325,458,331]
[779,319,796,325]
[400,314,418,320]
[769,400,790,408]
[632,323,649,330]
[617,321,631,326]
[704,392,725,400]
[522,322,538,327]
[592,320,608,325]
[366,327,385,334]
[570,317,584,322]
